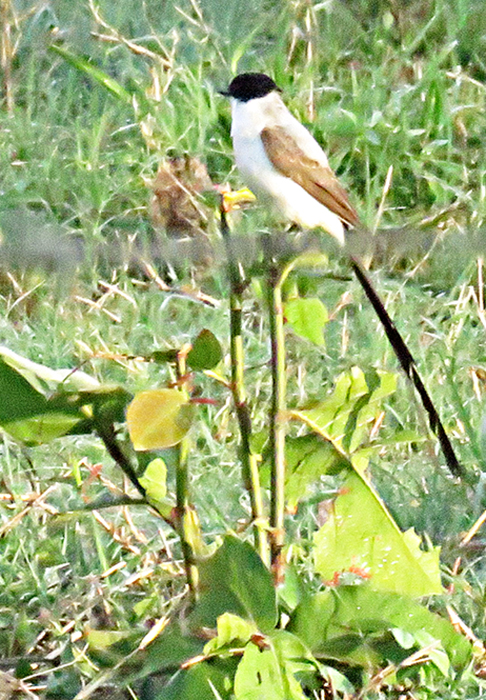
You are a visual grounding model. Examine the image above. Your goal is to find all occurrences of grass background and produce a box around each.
[3,0,486,696]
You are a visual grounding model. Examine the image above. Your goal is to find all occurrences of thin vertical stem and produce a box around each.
[267,263,287,582]
[175,350,198,598]
[220,205,269,565]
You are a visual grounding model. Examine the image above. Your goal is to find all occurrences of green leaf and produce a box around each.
[277,564,303,611]
[292,366,397,454]
[187,329,223,370]
[0,354,95,442]
[0,347,124,443]
[289,586,471,670]
[234,641,305,700]
[0,358,57,423]
[313,470,443,596]
[428,645,451,676]
[416,634,450,676]
[270,630,326,697]
[190,535,277,634]
[284,298,328,346]
[390,628,416,650]
[50,45,133,103]
[3,413,83,444]
[283,435,350,509]
[126,389,194,450]
[287,590,336,654]
[86,629,133,651]
[204,613,257,655]
[139,458,169,508]
[234,630,324,700]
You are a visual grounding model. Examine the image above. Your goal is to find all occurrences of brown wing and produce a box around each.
[261,126,360,228]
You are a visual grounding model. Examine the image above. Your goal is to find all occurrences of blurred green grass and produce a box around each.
[3,0,486,694]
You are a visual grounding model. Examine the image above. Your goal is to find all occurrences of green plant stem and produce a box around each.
[175,351,199,597]
[175,437,199,597]
[220,205,269,565]
[267,262,287,581]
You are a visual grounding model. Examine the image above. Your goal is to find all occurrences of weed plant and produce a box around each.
[2,0,486,697]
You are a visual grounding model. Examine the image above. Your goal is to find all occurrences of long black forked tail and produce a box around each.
[349,257,463,479]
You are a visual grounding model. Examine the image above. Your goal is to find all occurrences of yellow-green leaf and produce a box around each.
[293,366,396,453]
[139,458,167,503]
[126,389,194,450]
[86,628,133,651]
[313,470,443,597]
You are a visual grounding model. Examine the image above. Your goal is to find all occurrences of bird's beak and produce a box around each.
[218,89,230,96]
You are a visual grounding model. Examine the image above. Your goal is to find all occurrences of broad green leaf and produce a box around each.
[313,470,443,596]
[187,329,223,370]
[0,356,91,442]
[412,630,451,675]
[3,413,83,444]
[289,586,471,669]
[190,535,277,634]
[391,628,416,650]
[287,590,336,653]
[138,458,174,518]
[333,587,471,667]
[270,630,328,697]
[126,389,194,450]
[428,645,451,676]
[0,348,128,443]
[284,297,328,346]
[277,564,303,611]
[234,641,305,700]
[293,366,396,454]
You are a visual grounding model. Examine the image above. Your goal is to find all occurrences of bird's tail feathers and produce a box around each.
[349,257,463,478]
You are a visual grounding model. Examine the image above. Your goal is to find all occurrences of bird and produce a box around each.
[221,72,462,477]
[220,72,359,245]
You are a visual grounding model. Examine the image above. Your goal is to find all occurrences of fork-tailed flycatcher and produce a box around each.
[221,72,462,477]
